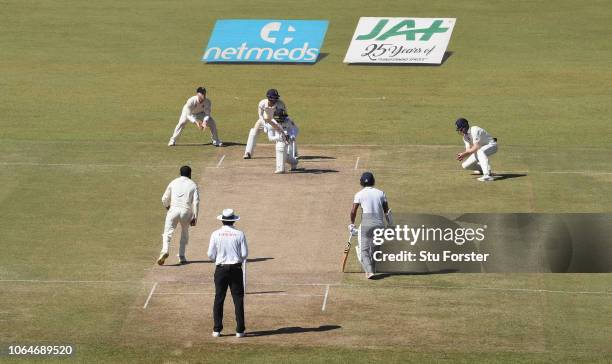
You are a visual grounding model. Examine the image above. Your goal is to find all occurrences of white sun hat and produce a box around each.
[216,208,240,221]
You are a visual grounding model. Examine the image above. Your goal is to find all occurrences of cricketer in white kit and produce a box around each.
[243,88,287,159]
[168,86,222,147]
[349,172,393,279]
[157,166,200,265]
[269,108,299,174]
[455,118,498,182]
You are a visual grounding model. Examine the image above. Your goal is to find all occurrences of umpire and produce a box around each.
[207,209,248,338]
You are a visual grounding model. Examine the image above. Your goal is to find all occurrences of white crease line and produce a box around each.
[216,155,226,168]
[0,162,176,168]
[2,279,610,297]
[154,292,324,297]
[0,279,139,284]
[353,96,386,101]
[143,282,158,309]
[2,161,608,176]
[322,284,330,311]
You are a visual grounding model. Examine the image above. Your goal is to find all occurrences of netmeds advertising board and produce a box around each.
[202,19,329,63]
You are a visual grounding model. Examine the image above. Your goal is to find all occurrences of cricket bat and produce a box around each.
[341,232,353,272]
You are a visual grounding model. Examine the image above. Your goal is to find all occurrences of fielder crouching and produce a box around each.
[455,118,498,182]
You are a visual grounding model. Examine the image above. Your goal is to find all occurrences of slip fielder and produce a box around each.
[168,86,223,147]
[243,89,287,159]
[455,118,498,182]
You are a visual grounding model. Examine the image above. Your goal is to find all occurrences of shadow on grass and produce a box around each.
[369,269,459,280]
[493,173,527,181]
[291,168,339,174]
[297,155,336,160]
[246,290,285,295]
[247,325,341,337]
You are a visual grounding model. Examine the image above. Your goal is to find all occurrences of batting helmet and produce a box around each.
[266,89,280,99]
[360,172,375,187]
[455,118,470,131]
[196,86,206,94]
[273,108,288,123]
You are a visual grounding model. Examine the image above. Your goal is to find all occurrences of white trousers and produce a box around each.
[169,113,220,144]
[245,119,266,156]
[275,141,298,172]
[161,207,193,258]
[462,142,498,175]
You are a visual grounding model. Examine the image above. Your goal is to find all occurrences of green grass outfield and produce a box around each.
[1,0,611,362]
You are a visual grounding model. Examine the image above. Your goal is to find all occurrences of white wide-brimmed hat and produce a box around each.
[216,208,240,221]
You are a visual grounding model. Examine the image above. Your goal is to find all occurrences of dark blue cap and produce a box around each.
[266,89,280,99]
[455,118,469,130]
[360,172,375,187]
[196,86,206,94]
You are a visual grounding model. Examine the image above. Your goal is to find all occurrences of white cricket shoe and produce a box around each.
[290,162,298,171]
[178,256,187,265]
[274,170,285,174]
[366,273,375,279]
[167,140,175,147]
[243,152,251,159]
[478,175,494,182]
[212,332,221,338]
[212,140,223,147]
[236,332,245,338]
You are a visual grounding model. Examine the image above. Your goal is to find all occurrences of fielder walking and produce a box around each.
[168,86,223,147]
[349,172,392,279]
[207,209,248,338]
[243,89,287,159]
[157,166,200,265]
[455,118,498,182]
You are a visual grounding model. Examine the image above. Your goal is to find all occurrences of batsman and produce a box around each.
[349,172,392,279]
[270,108,299,173]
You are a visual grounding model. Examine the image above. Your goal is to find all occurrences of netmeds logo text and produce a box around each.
[203,20,329,63]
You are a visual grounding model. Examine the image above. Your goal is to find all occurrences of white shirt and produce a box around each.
[258,99,287,122]
[161,176,200,218]
[354,187,388,217]
[207,225,248,265]
[182,95,212,123]
[463,126,494,148]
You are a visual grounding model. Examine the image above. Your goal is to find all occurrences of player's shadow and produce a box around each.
[246,290,285,295]
[347,51,454,67]
[493,173,527,181]
[369,269,459,280]
[246,325,341,337]
[220,141,246,147]
[297,156,336,160]
[291,168,339,174]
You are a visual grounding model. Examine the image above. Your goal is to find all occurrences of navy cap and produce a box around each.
[455,118,469,131]
[360,172,375,187]
[266,89,280,99]
[196,86,206,94]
